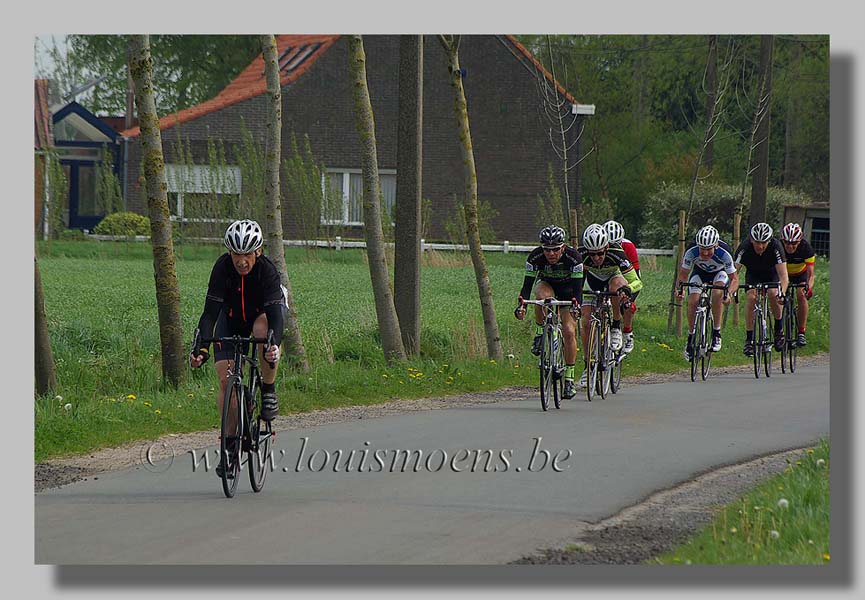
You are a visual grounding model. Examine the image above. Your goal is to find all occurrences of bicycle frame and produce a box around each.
[678,281,728,381]
[584,290,621,402]
[739,283,781,379]
[782,282,808,374]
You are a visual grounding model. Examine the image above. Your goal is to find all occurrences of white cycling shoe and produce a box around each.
[622,332,634,354]
[610,328,623,352]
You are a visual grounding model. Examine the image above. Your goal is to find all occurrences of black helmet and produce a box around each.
[539,225,566,247]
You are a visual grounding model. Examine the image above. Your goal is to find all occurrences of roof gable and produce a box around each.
[120,34,580,139]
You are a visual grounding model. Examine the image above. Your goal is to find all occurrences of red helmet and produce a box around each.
[781,222,803,242]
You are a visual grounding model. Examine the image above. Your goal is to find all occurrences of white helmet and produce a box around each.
[695,225,720,248]
[582,224,609,251]
[224,219,263,254]
[603,220,625,244]
[781,222,803,242]
[750,222,773,243]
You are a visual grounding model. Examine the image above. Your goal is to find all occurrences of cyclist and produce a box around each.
[676,225,738,360]
[577,223,641,387]
[190,220,286,474]
[603,220,641,354]
[515,225,584,399]
[780,222,816,346]
[734,222,788,356]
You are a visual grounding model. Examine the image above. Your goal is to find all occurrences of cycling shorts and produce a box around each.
[688,269,729,290]
[213,307,286,362]
[744,269,780,287]
[533,279,579,302]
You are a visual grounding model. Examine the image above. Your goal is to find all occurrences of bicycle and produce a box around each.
[736,282,781,379]
[584,290,630,402]
[678,281,728,382]
[781,282,809,374]
[517,296,577,411]
[192,328,276,498]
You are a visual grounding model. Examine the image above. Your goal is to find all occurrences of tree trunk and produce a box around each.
[34,257,57,396]
[394,35,423,356]
[784,40,802,189]
[348,35,407,364]
[129,35,185,387]
[438,35,503,361]
[261,34,310,372]
[748,35,774,227]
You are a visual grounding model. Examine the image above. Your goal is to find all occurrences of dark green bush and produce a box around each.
[93,212,151,237]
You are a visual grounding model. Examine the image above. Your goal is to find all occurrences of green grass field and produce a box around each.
[653,439,830,565]
[35,240,830,461]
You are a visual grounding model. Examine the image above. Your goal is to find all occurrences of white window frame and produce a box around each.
[164,163,242,221]
[322,168,397,226]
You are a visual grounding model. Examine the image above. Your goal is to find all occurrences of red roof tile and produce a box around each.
[34,79,53,150]
[121,35,339,138]
[121,34,578,138]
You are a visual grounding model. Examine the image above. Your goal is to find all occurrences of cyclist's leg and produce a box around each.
[213,313,241,431]
[607,274,627,350]
[558,305,578,375]
[252,312,280,421]
[709,271,728,350]
[792,273,809,340]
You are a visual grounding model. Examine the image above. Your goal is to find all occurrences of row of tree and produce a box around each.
[36,34,504,395]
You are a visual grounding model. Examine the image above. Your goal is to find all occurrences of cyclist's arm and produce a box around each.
[727,269,740,297]
[263,302,285,346]
[194,296,223,358]
[805,257,816,291]
[676,266,690,292]
[519,274,536,302]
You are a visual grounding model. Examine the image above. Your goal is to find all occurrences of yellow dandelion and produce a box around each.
[489,359,497,364]
[416,372,423,377]
[730,527,738,534]
[382,374,389,378]
[154,409,162,415]
[127,394,136,400]
[399,380,404,384]
[515,364,520,368]
[187,393,194,398]
[143,401,152,407]
[796,461,802,466]
[641,348,647,352]
[807,449,814,454]
[823,553,830,561]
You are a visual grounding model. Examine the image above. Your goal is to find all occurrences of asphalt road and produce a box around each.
[35,363,829,564]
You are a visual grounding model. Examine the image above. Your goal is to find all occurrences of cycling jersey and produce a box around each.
[681,240,736,276]
[577,243,643,294]
[783,239,816,276]
[519,245,584,303]
[196,253,287,352]
[734,238,785,274]
[620,238,640,273]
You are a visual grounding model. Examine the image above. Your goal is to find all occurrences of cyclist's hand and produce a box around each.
[676,283,684,300]
[514,297,527,320]
[264,344,281,364]
[805,287,813,299]
[190,348,209,369]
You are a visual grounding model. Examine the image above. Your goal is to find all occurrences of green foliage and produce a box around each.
[640,182,812,248]
[535,164,566,233]
[42,35,261,115]
[95,145,123,215]
[45,152,68,239]
[443,196,500,246]
[93,212,151,236]
[283,133,323,243]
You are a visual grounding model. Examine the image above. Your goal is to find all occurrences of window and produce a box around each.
[810,216,830,258]
[164,164,242,220]
[322,168,396,226]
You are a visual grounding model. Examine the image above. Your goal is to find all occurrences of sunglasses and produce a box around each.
[542,246,563,253]
[783,240,800,245]
[587,250,606,257]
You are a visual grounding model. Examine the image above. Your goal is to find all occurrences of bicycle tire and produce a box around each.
[586,320,600,402]
[598,323,611,400]
[610,348,622,394]
[539,326,552,411]
[701,310,713,381]
[752,310,762,379]
[552,325,564,410]
[220,376,243,498]
[780,299,789,374]
[763,305,773,378]
[789,300,798,373]
[691,311,703,382]
[248,376,272,493]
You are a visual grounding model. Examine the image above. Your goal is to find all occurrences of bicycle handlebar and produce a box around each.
[191,328,276,368]
[677,281,729,300]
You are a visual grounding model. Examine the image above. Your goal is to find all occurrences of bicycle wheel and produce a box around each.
[220,376,243,498]
[763,315,773,378]
[789,299,799,373]
[539,326,553,411]
[691,311,703,382]
[701,311,713,381]
[552,325,564,410]
[610,347,623,394]
[598,324,611,400]
[248,378,273,493]
[586,321,600,402]
[780,300,789,374]
[752,311,762,379]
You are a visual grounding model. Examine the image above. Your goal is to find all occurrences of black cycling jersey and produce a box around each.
[784,238,816,276]
[196,253,286,351]
[734,238,785,274]
[519,245,584,303]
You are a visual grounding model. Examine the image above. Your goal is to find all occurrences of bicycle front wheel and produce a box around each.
[789,304,799,373]
[753,312,762,379]
[220,376,243,498]
[598,328,612,400]
[539,327,553,411]
[763,322,773,378]
[701,312,713,381]
[691,312,703,382]
[780,301,789,374]
[586,321,600,402]
[610,350,623,394]
[248,378,273,493]
[552,326,564,410]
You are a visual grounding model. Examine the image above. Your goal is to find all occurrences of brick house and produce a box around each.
[120,35,589,243]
